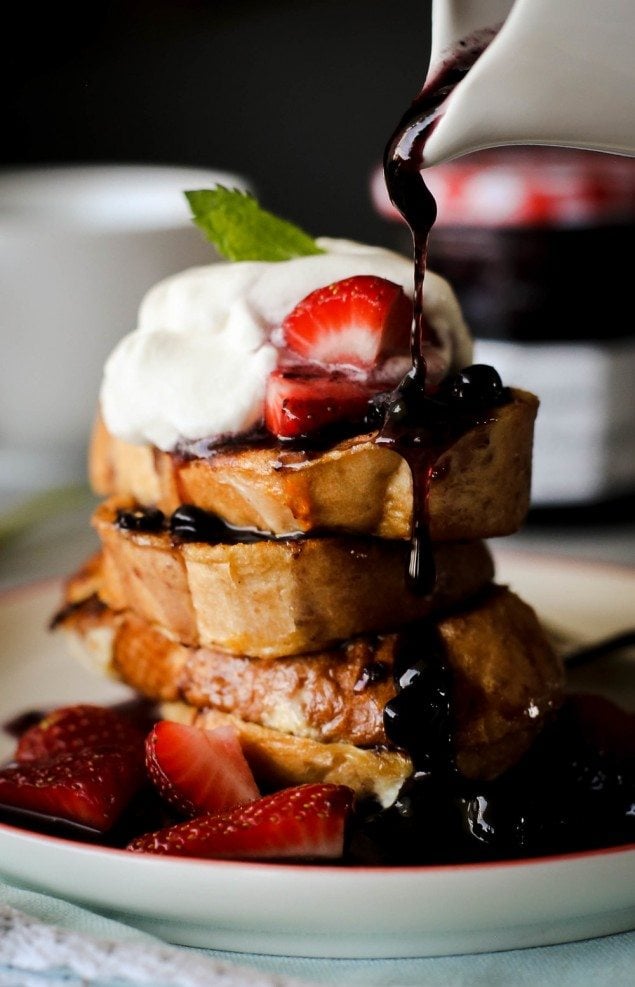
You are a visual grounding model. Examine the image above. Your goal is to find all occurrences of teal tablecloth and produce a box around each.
[1,878,633,987]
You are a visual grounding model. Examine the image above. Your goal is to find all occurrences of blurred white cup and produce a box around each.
[0,164,252,492]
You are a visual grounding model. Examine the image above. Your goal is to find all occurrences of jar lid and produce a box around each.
[371,148,635,228]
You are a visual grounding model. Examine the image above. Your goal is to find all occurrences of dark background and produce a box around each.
[3,0,432,243]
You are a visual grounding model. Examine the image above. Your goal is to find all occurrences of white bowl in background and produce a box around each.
[0,164,252,491]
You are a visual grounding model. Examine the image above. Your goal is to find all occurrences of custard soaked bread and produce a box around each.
[56,584,563,802]
[90,388,537,540]
[92,498,494,657]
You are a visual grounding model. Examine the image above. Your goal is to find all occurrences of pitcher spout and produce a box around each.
[423,0,635,167]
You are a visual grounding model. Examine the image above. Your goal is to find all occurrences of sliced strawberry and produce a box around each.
[264,368,372,439]
[127,782,354,860]
[282,275,412,370]
[15,704,144,763]
[145,721,260,816]
[0,746,144,832]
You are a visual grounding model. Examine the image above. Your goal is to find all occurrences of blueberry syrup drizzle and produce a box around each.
[115,506,165,533]
[115,504,303,545]
[364,38,503,851]
[351,693,635,865]
[378,34,498,597]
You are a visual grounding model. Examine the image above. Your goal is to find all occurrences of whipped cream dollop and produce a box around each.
[100,238,472,450]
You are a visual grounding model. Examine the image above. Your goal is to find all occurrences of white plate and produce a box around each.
[0,556,633,958]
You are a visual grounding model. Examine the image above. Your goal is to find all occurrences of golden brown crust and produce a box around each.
[92,498,495,657]
[443,588,564,779]
[89,389,538,540]
[182,635,393,746]
[54,582,563,784]
[63,551,103,605]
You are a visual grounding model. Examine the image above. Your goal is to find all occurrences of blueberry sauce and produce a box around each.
[350,694,635,865]
[170,504,235,542]
[377,365,508,594]
[348,38,505,854]
[115,506,165,533]
[379,33,498,597]
[116,504,303,545]
[353,660,390,694]
[383,622,453,775]
[355,42,512,855]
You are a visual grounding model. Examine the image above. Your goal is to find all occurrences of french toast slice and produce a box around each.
[55,584,562,789]
[89,388,538,540]
[165,702,411,807]
[92,499,494,657]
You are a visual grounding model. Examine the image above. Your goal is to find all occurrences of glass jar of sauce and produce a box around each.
[371,148,635,506]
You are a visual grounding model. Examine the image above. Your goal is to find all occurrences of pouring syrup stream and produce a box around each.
[379,38,491,594]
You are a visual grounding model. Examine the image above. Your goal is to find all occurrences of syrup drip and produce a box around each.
[115,504,303,546]
[379,38,492,595]
[373,37,513,836]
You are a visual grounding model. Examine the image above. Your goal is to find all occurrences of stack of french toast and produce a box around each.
[56,384,563,808]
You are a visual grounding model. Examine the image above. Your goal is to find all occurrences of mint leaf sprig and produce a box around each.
[185,187,325,262]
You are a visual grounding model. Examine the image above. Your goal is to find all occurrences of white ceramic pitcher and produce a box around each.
[423,0,635,166]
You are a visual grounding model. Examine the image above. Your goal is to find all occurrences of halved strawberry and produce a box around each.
[264,368,372,439]
[0,746,144,831]
[282,275,412,369]
[15,704,144,763]
[127,782,354,859]
[145,721,260,816]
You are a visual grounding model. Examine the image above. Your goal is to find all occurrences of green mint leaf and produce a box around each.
[185,187,324,262]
